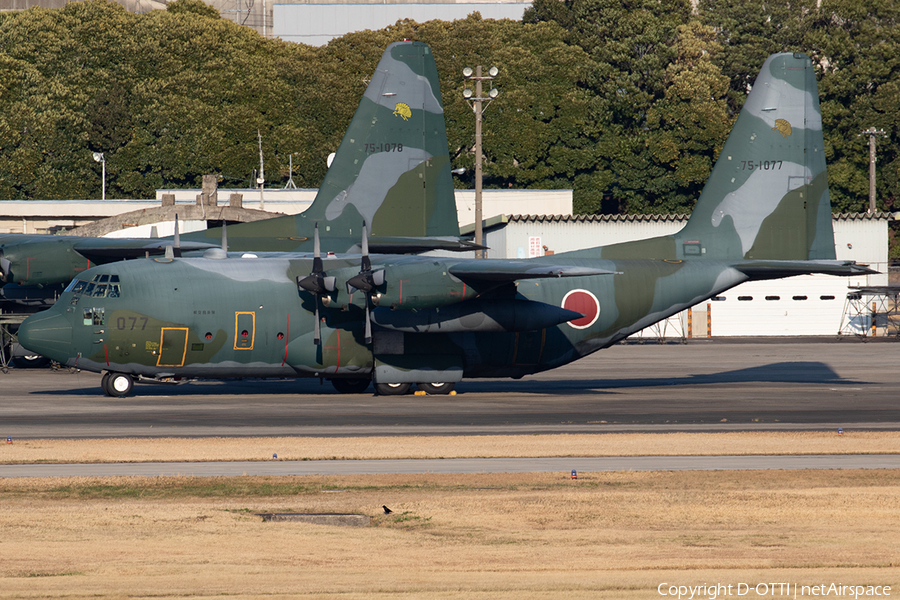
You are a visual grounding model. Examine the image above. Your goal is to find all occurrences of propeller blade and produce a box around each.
[364,301,372,346]
[221,222,228,253]
[360,221,371,272]
[312,222,323,274]
[313,301,321,346]
[173,213,182,258]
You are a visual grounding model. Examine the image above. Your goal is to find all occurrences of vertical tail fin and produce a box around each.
[302,41,458,238]
[677,52,835,261]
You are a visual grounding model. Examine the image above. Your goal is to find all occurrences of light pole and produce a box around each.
[92,152,105,201]
[859,127,887,214]
[463,65,499,258]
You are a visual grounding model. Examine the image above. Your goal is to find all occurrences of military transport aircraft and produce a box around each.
[0,40,472,293]
[17,52,875,397]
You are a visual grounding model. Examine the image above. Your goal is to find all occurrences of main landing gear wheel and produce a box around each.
[417,382,455,395]
[11,354,51,369]
[103,372,134,398]
[331,378,371,394]
[374,382,411,396]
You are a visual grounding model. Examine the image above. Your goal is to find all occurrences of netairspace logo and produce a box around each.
[657,583,892,599]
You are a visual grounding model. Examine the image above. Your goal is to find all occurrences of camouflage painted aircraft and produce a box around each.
[0,41,470,292]
[18,53,874,397]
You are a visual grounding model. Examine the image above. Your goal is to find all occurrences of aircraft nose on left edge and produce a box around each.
[17,308,75,363]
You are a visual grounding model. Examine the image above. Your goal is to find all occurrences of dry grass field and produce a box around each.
[1,433,899,598]
[0,470,898,599]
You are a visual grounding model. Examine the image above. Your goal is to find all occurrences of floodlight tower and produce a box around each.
[463,65,499,259]
[92,152,105,201]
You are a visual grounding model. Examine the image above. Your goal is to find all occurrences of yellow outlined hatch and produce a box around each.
[157,327,189,367]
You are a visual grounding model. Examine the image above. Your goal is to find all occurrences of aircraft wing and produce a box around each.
[73,239,219,263]
[448,260,617,283]
[734,260,878,280]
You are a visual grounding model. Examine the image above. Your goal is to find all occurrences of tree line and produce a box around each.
[0,0,897,219]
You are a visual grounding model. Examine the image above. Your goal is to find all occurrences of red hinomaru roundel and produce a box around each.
[561,289,600,329]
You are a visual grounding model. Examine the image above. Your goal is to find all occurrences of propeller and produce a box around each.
[345,221,385,345]
[297,223,336,345]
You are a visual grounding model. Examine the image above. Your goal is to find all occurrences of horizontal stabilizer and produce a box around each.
[449,260,616,283]
[735,260,878,281]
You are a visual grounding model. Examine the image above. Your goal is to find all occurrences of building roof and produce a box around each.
[504,212,895,224]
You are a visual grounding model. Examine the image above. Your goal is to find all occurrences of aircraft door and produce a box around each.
[234,312,255,350]
[157,327,188,367]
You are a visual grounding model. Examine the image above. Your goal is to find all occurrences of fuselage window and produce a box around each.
[737,296,753,301]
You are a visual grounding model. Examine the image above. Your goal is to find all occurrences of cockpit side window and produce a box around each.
[82,307,105,326]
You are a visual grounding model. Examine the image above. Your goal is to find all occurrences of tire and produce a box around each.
[11,354,51,369]
[104,373,134,398]
[101,372,112,397]
[374,381,411,396]
[331,378,371,394]
[417,382,455,395]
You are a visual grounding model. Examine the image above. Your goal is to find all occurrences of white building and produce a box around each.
[273,1,531,46]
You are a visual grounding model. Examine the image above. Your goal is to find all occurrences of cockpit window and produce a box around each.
[68,274,121,298]
[66,279,88,294]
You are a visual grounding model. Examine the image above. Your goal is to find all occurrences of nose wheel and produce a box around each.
[102,372,134,397]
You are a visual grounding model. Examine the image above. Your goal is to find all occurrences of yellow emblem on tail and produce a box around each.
[393,102,411,121]
[773,118,792,138]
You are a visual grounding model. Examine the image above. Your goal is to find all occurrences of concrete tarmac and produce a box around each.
[1,454,898,478]
[1,339,898,439]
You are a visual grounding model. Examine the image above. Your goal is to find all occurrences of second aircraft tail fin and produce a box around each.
[302,40,459,239]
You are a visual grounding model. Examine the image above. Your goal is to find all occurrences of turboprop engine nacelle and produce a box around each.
[370,261,481,310]
[371,299,585,333]
[322,261,482,311]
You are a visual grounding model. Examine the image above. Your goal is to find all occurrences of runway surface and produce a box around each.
[1,339,898,439]
[1,454,897,478]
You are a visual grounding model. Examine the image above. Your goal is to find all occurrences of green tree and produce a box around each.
[804,0,900,213]
[636,22,733,214]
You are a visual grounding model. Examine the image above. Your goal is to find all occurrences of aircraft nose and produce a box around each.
[17,309,75,363]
